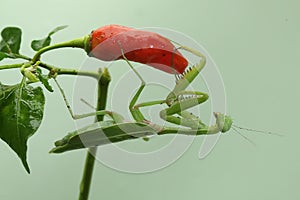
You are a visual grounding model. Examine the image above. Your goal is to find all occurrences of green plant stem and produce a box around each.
[39,62,100,79]
[0,63,24,70]
[0,61,100,79]
[78,68,111,200]
[15,54,32,61]
[79,147,97,200]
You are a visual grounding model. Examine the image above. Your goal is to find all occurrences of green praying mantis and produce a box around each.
[0,25,281,177]
[50,44,261,153]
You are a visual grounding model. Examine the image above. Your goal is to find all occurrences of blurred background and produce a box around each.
[0,0,299,199]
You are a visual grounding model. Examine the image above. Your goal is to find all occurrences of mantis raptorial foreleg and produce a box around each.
[125,45,214,130]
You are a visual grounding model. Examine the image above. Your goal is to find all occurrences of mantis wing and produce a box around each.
[50,121,157,153]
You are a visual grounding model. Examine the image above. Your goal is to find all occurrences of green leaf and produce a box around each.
[0,27,22,54]
[0,81,45,173]
[0,40,9,61]
[50,122,156,153]
[31,37,51,51]
[31,25,68,51]
[48,25,68,36]
[36,68,54,92]
[0,51,7,61]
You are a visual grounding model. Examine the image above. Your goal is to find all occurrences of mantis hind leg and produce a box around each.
[53,78,124,123]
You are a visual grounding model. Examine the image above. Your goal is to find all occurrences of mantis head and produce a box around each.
[214,112,233,133]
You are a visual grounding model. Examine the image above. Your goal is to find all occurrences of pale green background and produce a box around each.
[1,0,299,199]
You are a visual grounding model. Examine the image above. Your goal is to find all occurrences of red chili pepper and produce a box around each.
[89,25,188,74]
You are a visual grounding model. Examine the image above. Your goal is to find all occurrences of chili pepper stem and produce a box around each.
[31,35,90,63]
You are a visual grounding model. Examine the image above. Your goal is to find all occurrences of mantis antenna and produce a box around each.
[232,124,283,137]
